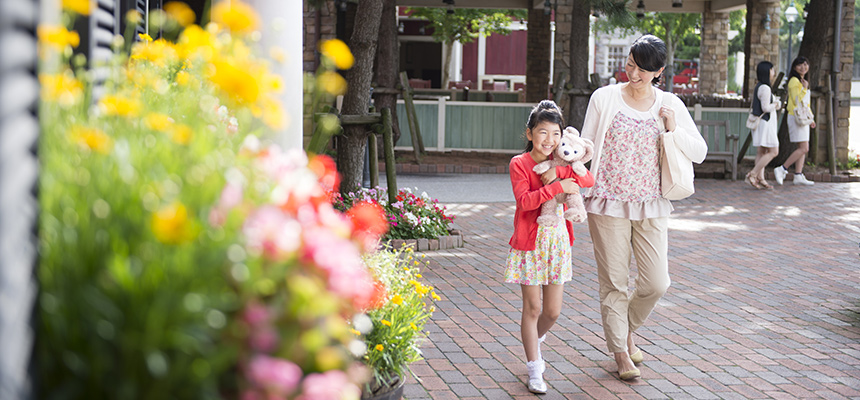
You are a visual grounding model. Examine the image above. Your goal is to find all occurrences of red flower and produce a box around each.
[307,154,340,194]
[347,201,388,237]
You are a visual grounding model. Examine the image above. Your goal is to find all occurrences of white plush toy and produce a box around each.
[532,127,594,225]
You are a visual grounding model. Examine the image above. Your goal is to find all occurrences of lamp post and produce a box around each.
[785,2,798,71]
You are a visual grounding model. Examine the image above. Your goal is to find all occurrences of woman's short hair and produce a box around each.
[756,61,774,86]
[629,34,667,84]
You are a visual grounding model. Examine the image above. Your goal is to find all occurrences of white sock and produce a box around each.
[527,359,545,381]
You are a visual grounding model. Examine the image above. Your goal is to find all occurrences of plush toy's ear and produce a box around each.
[581,138,595,163]
[564,126,581,138]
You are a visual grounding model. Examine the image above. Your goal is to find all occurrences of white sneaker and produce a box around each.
[793,174,815,185]
[527,360,547,394]
[774,166,788,185]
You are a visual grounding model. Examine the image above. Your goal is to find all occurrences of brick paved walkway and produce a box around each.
[403,179,860,399]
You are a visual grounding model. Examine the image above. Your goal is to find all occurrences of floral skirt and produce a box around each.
[505,206,572,286]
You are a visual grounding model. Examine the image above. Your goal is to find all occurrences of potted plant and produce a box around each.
[356,245,440,399]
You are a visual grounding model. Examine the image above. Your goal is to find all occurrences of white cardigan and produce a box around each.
[580,84,708,198]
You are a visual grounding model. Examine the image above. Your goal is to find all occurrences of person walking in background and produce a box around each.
[746,61,782,189]
[579,35,707,381]
[506,100,595,394]
[774,56,816,186]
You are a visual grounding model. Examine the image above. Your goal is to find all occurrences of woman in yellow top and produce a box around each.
[774,57,816,185]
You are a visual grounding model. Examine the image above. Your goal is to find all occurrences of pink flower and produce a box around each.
[246,355,302,395]
[219,181,243,211]
[297,370,360,400]
[249,327,279,352]
[302,228,374,308]
[243,206,301,260]
[242,302,270,327]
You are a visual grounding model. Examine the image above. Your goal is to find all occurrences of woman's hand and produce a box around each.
[559,178,580,194]
[659,105,676,132]
[540,168,557,185]
[810,121,816,129]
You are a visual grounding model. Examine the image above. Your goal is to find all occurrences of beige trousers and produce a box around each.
[587,213,670,353]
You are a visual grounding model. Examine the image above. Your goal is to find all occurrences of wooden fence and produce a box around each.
[395,99,768,158]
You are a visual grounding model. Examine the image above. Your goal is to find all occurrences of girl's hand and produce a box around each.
[540,168,557,185]
[810,121,816,129]
[659,105,676,132]
[559,178,580,194]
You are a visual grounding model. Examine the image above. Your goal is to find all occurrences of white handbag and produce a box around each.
[661,130,695,200]
[794,96,814,126]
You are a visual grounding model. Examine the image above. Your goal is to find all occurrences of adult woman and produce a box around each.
[774,56,816,186]
[580,35,707,381]
[746,61,782,189]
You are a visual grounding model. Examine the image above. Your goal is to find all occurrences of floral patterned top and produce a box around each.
[584,104,672,220]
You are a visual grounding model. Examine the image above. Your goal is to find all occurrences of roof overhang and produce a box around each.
[395,0,746,14]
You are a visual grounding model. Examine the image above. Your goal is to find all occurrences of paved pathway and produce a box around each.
[397,176,860,399]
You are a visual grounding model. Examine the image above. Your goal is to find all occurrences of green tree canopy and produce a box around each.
[405,7,526,87]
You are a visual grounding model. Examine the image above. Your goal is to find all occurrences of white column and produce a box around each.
[451,41,462,82]
[250,0,303,150]
[437,97,446,151]
[477,33,486,89]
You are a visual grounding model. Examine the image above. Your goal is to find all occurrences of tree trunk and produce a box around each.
[373,0,403,146]
[773,0,834,167]
[442,40,454,89]
[566,0,590,129]
[664,35,675,94]
[338,0,383,194]
[525,6,551,103]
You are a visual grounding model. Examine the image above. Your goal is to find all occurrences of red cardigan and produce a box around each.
[508,152,595,251]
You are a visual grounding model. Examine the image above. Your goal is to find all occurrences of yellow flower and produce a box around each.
[126,10,143,24]
[415,274,422,278]
[320,39,354,70]
[130,39,179,67]
[98,95,141,117]
[414,261,420,265]
[38,25,80,50]
[138,33,154,42]
[164,2,196,27]
[143,113,174,131]
[410,323,418,331]
[177,25,215,60]
[40,72,83,106]
[209,61,259,104]
[210,1,259,34]
[62,0,90,15]
[350,328,361,336]
[317,71,346,96]
[269,46,286,64]
[169,124,193,145]
[431,291,441,301]
[70,126,112,154]
[151,202,195,245]
[375,344,384,351]
[381,319,391,327]
[175,70,191,86]
[391,294,403,305]
[260,96,286,130]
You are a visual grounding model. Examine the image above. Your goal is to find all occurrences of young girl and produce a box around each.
[506,100,594,394]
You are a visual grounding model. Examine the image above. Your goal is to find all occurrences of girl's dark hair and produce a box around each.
[524,100,564,152]
[787,56,809,82]
[629,34,667,84]
[756,61,774,87]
